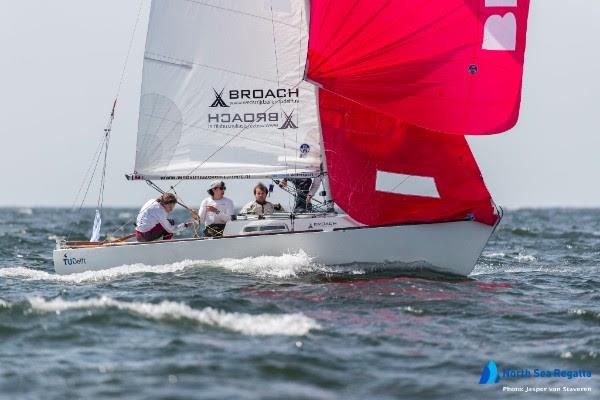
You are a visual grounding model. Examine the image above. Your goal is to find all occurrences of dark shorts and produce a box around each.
[136,219,175,242]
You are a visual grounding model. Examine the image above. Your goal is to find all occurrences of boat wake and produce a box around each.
[25,296,320,336]
[210,250,365,279]
[0,251,368,283]
[0,260,201,283]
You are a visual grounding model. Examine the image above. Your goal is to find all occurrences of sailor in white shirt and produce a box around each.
[136,193,191,242]
[198,180,235,237]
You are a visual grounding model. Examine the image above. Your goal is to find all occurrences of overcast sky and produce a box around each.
[0,1,599,209]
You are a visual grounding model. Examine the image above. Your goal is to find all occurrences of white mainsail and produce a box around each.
[133,0,321,179]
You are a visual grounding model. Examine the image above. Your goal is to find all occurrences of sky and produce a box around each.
[0,1,599,209]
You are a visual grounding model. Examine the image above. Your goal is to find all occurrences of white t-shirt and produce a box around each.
[136,199,176,234]
[198,197,234,225]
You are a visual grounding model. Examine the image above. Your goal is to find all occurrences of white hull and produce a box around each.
[54,220,494,277]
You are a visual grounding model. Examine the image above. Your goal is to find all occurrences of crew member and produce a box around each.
[240,182,284,216]
[198,180,234,237]
[279,176,322,212]
[136,193,190,242]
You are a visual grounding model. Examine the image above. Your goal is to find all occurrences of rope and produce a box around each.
[74,135,108,212]
[269,1,290,178]
[115,0,145,100]
[95,0,144,212]
[71,135,105,211]
[67,1,146,241]
[272,178,327,214]
[168,185,201,238]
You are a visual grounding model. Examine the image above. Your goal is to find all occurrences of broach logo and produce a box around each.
[308,221,337,230]
[209,87,300,108]
[210,88,229,108]
[279,110,298,130]
[63,254,87,266]
[479,360,500,384]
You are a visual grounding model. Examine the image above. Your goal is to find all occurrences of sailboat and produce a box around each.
[54,0,530,276]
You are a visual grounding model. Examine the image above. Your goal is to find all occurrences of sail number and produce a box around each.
[483,0,518,51]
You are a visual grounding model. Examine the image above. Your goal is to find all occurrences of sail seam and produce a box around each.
[182,0,300,29]
[144,51,300,86]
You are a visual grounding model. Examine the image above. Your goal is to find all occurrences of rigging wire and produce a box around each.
[269,1,290,179]
[66,0,146,240]
[71,134,106,211]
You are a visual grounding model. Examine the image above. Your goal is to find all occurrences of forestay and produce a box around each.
[133,0,321,180]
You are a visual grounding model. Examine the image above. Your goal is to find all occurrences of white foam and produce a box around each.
[0,260,200,284]
[47,235,64,242]
[17,208,33,215]
[568,309,599,319]
[515,253,536,262]
[485,252,506,258]
[0,299,9,308]
[27,296,320,336]
[211,250,363,278]
[212,250,315,278]
[402,306,424,315]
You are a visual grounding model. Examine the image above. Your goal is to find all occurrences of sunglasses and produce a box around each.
[214,186,226,191]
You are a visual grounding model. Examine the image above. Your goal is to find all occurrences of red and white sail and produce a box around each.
[131,0,530,228]
[307,0,530,135]
[319,91,498,226]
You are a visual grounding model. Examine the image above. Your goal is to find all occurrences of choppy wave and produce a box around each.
[568,308,600,321]
[402,306,424,315]
[0,260,201,283]
[27,296,320,336]
[515,253,536,262]
[212,251,316,278]
[211,250,364,278]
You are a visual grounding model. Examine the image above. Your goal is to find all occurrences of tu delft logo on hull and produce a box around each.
[479,360,500,384]
[210,88,229,108]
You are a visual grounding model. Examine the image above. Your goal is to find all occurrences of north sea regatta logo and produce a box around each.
[479,360,500,384]
[478,359,593,393]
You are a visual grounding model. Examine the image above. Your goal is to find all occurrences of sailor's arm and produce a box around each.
[198,199,208,223]
[157,215,177,234]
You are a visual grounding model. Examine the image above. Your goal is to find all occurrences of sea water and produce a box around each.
[0,208,599,399]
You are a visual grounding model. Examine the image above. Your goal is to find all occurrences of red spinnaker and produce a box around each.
[319,90,498,226]
[308,0,530,135]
